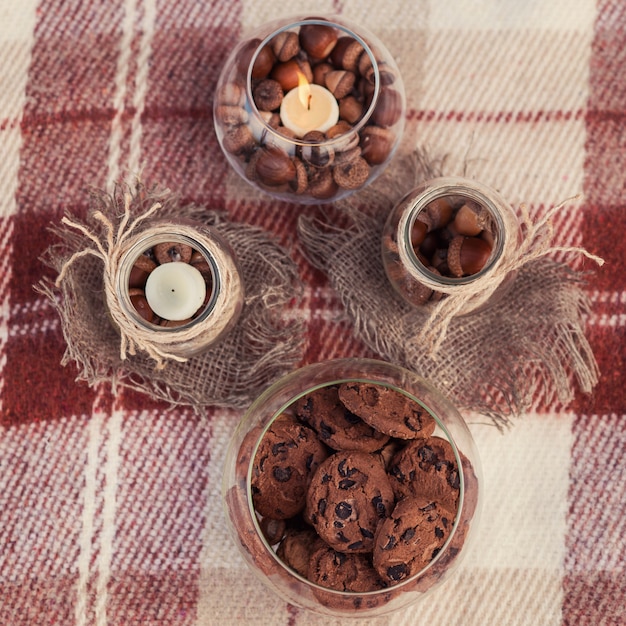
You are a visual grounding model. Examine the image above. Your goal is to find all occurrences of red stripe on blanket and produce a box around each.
[564,1,626,622]
[137,2,242,201]
[4,0,125,425]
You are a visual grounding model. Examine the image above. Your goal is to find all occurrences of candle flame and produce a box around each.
[297,71,312,111]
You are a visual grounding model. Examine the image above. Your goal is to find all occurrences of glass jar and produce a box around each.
[214,15,406,204]
[381,177,521,314]
[222,358,482,618]
[110,221,244,360]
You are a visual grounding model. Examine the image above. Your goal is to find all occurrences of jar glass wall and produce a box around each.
[382,177,521,314]
[214,16,406,204]
[111,221,244,360]
[222,358,482,617]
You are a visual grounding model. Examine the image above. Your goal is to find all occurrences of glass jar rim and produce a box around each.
[240,357,470,597]
[118,232,221,332]
[398,177,511,289]
[245,16,382,148]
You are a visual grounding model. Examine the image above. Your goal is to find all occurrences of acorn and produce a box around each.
[299,23,338,59]
[129,288,155,323]
[236,38,276,79]
[253,79,284,111]
[410,219,428,248]
[451,202,491,236]
[271,31,300,62]
[300,130,334,168]
[271,58,313,92]
[333,156,370,189]
[255,147,297,186]
[308,167,338,199]
[312,62,333,86]
[324,70,356,100]
[425,197,454,229]
[360,126,395,165]
[447,236,493,277]
[331,36,364,71]
[372,87,403,127]
[153,241,193,264]
[338,95,363,124]
[129,254,156,288]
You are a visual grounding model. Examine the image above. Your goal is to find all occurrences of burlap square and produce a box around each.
[297,151,604,428]
[37,182,304,411]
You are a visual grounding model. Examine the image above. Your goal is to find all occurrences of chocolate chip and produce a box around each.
[271,442,286,456]
[318,498,327,516]
[382,535,396,550]
[401,527,416,542]
[335,501,352,519]
[387,563,408,581]
[338,478,356,489]
[319,421,333,440]
[435,527,444,539]
[420,445,436,460]
[343,410,362,425]
[337,459,357,477]
[448,468,460,490]
[348,540,363,550]
[360,527,374,539]
[372,495,387,517]
[273,466,292,482]
[336,531,350,543]
[388,465,405,483]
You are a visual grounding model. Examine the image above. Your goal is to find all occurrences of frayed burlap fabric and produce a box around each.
[37,182,304,410]
[298,152,604,428]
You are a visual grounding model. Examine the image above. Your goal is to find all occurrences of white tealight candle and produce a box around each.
[144,262,207,322]
[280,75,339,137]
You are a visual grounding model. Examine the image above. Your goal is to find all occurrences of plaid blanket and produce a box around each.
[1,1,624,624]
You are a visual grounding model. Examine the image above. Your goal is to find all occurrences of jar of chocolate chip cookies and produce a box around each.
[222,358,482,617]
[381,177,521,314]
[111,220,244,361]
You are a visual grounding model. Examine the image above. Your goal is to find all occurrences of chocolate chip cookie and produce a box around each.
[295,385,390,452]
[338,382,436,439]
[308,543,386,592]
[306,450,394,553]
[276,527,323,578]
[373,496,454,585]
[387,436,460,512]
[252,413,329,519]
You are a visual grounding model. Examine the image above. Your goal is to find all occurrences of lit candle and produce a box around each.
[280,72,339,137]
[144,261,207,321]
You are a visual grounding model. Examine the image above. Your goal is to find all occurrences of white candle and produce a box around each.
[144,262,207,321]
[280,74,339,137]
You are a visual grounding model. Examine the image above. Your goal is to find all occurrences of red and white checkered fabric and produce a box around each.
[0,1,623,624]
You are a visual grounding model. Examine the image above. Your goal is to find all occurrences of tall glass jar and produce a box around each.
[109,221,244,361]
[381,177,521,314]
[214,15,406,204]
[222,358,482,618]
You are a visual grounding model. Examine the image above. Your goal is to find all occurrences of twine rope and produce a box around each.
[419,196,605,353]
[55,195,185,366]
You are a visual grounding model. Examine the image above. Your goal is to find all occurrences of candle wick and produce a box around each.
[307,94,312,111]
